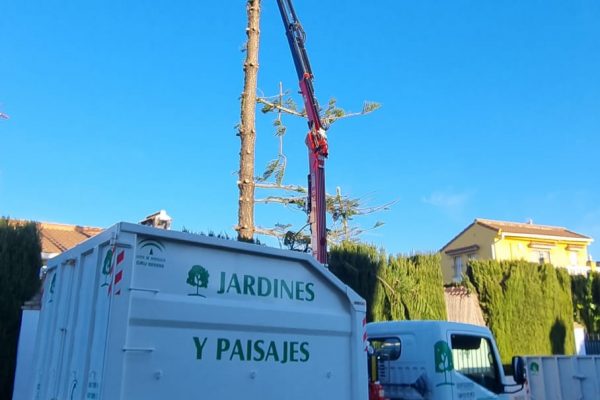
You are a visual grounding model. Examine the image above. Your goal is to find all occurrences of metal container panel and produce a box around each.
[31,223,367,400]
[524,355,600,399]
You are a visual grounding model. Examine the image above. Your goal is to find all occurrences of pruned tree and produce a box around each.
[235,2,391,250]
[236,0,261,242]
[253,85,392,249]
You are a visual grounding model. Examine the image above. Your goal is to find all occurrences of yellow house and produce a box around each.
[440,218,594,283]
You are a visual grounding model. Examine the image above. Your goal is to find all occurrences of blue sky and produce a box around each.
[1,1,599,259]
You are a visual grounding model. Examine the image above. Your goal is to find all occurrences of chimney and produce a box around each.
[140,210,172,230]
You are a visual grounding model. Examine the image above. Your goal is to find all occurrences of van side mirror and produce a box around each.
[511,356,526,385]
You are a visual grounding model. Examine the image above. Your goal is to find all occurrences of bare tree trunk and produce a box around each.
[237,0,261,241]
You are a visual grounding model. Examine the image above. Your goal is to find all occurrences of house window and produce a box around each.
[454,256,463,281]
[530,250,551,264]
[569,250,578,266]
[467,253,477,261]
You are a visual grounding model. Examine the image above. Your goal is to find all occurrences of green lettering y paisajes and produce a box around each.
[194,337,309,364]
[217,272,315,302]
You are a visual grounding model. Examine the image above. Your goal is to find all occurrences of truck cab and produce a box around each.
[367,321,525,400]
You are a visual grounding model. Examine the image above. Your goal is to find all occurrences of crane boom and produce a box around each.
[276,0,328,264]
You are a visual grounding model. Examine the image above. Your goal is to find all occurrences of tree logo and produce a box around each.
[529,361,540,376]
[434,340,454,386]
[101,248,114,287]
[187,265,210,297]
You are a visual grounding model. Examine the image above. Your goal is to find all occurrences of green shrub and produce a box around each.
[376,253,447,321]
[329,242,446,322]
[467,260,574,363]
[0,218,42,400]
[328,242,385,322]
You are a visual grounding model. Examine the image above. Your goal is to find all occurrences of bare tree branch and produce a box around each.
[254,226,288,238]
[255,196,305,205]
[355,200,398,215]
[255,182,307,193]
[257,97,304,117]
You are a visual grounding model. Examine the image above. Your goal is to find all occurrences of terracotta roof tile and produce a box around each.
[475,218,592,240]
[441,218,593,252]
[36,222,103,255]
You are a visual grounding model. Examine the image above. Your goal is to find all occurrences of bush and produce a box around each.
[467,260,574,363]
[329,242,446,322]
[328,242,385,322]
[329,243,579,363]
[0,218,42,400]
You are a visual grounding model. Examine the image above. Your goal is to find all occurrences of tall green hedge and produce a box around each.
[375,253,447,321]
[466,260,574,363]
[328,241,384,321]
[0,219,42,400]
[329,242,446,322]
[571,272,600,333]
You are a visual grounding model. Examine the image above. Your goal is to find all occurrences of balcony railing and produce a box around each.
[585,333,600,355]
[562,265,592,275]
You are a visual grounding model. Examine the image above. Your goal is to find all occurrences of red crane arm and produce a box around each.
[276,0,328,264]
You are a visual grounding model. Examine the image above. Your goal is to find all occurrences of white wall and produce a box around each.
[574,324,586,355]
[12,309,40,400]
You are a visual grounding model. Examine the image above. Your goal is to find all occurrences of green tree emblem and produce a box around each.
[101,248,114,287]
[529,361,539,375]
[187,265,209,297]
[434,340,454,386]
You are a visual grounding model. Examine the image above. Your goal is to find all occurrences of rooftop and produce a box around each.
[441,218,593,252]
[38,222,103,256]
[475,218,592,240]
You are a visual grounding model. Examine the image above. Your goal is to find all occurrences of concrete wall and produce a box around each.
[12,309,39,400]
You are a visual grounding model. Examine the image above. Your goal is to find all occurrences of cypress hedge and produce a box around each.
[328,242,446,322]
[328,241,384,321]
[375,253,447,321]
[329,243,583,363]
[466,259,575,363]
[0,219,42,400]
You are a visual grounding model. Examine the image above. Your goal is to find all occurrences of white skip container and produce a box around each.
[31,222,368,400]
[520,355,600,399]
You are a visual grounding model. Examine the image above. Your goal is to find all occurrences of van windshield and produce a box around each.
[451,334,502,394]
